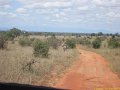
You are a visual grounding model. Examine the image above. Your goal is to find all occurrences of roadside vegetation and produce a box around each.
[47,34,61,49]
[108,36,120,48]
[19,37,31,47]
[92,38,101,49]
[0,29,120,86]
[65,39,76,49]
[32,39,49,57]
[79,34,120,77]
[0,28,78,86]
[0,34,7,49]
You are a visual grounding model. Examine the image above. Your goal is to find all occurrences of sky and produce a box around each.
[0,0,120,33]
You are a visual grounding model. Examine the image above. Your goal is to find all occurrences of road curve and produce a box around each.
[55,46,120,90]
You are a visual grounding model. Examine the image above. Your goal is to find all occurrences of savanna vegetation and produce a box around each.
[0,28,120,86]
[79,34,120,77]
[0,28,78,86]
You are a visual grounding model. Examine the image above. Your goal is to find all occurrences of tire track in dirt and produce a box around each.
[55,46,120,90]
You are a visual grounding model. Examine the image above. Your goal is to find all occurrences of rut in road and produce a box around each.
[55,47,120,90]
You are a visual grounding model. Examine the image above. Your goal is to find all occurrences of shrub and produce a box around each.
[9,28,21,37]
[65,39,76,49]
[79,38,91,47]
[30,38,35,42]
[22,59,36,72]
[92,38,101,49]
[0,34,7,49]
[19,37,31,46]
[32,39,49,57]
[108,37,120,48]
[5,28,21,41]
[47,35,61,49]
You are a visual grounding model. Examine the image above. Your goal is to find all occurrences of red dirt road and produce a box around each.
[55,47,120,90]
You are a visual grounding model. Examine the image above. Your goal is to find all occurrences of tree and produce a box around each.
[5,28,21,40]
[98,32,103,36]
[65,39,76,49]
[33,40,49,57]
[115,33,119,37]
[108,37,120,48]
[10,28,21,37]
[92,38,101,49]
[91,33,96,36]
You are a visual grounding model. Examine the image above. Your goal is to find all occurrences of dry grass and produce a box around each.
[0,39,78,86]
[29,35,76,40]
[30,35,48,40]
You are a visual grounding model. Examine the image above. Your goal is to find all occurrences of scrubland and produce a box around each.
[0,36,78,86]
[0,29,120,87]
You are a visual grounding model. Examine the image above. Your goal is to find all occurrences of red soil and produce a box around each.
[55,47,120,90]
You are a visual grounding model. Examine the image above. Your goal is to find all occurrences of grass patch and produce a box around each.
[0,40,78,86]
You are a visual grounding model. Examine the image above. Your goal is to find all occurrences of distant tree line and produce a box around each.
[0,28,119,37]
[0,28,29,49]
[29,32,120,37]
[0,28,120,50]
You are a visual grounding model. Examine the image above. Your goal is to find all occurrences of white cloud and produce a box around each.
[50,19,64,23]
[0,11,7,15]
[77,6,89,10]
[16,0,120,19]
[106,12,120,18]
[0,0,11,9]
[0,4,11,8]
[0,11,16,17]
[23,1,72,9]
[8,13,17,17]
[1,0,120,25]
[92,0,103,5]
[55,14,60,18]
[17,0,41,5]
[19,13,30,16]
[16,8,27,13]
[54,12,66,18]
[92,0,117,6]
[44,1,72,8]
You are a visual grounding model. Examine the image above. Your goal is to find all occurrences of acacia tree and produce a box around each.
[33,39,49,57]
[108,37,120,48]
[5,28,21,40]
[92,38,101,49]
[98,32,103,36]
[65,39,76,49]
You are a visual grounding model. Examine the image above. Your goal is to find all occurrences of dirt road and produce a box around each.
[55,47,120,90]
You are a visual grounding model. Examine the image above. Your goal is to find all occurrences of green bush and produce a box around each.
[79,38,91,47]
[30,38,35,42]
[108,37,120,48]
[92,38,101,49]
[47,35,61,49]
[19,37,31,46]
[65,39,76,49]
[5,28,21,41]
[0,34,7,49]
[32,39,49,57]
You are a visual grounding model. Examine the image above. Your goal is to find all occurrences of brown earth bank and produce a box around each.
[55,46,120,90]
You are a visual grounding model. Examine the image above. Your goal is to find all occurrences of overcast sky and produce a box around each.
[0,0,120,33]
